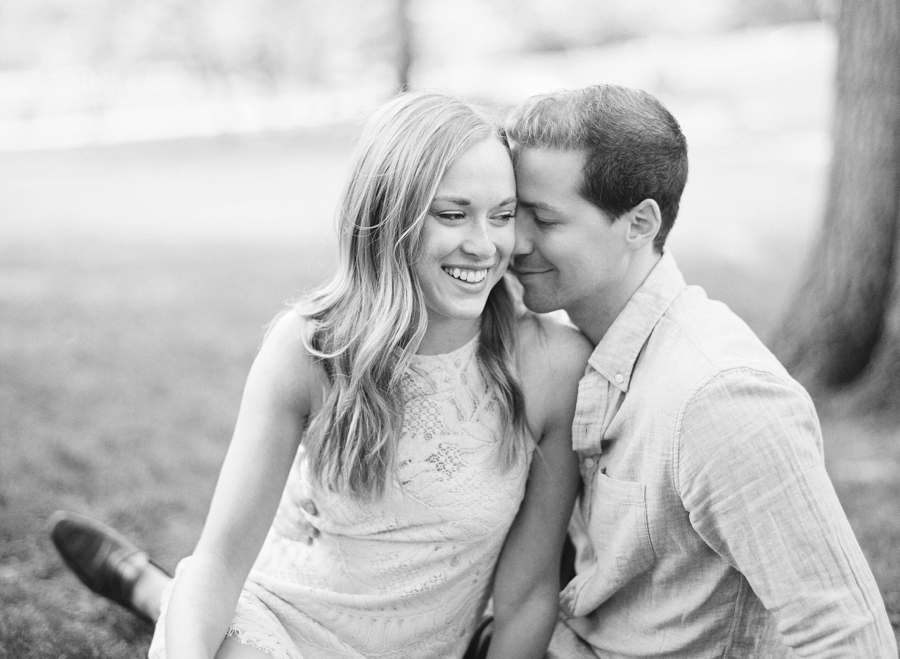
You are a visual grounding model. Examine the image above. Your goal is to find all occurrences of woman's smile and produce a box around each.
[442,266,490,284]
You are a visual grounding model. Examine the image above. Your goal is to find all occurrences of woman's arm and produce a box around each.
[486,317,590,659]
[164,311,320,659]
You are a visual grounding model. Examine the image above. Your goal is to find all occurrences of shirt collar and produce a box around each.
[587,251,686,392]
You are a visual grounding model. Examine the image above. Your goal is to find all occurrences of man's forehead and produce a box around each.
[514,147,585,206]
[514,147,586,184]
[515,145,586,163]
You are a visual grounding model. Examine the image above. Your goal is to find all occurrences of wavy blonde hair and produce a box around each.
[296,90,527,498]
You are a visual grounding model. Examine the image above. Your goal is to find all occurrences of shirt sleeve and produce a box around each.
[675,367,896,657]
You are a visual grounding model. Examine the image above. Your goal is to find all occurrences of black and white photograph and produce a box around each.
[1,1,898,657]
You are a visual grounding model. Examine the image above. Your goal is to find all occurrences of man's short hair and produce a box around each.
[506,84,688,251]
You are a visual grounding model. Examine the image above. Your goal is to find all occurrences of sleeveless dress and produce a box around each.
[149,334,533,659]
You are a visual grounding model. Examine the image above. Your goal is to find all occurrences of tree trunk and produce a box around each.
[396,0,413,90]
[772,0,900,404]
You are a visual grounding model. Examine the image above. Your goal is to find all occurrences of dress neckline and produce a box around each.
[411,332,479,363]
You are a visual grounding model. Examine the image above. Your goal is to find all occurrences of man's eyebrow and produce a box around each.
[519,200,556,212]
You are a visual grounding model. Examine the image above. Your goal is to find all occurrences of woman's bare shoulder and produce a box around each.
[516,312,592,440]
[516,311,592,379]
[262,307,312,358]
[255,308,327,409]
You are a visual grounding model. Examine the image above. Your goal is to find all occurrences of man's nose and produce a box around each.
[512,212,533,258]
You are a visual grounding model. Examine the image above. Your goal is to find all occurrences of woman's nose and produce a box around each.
[462,219,498,259]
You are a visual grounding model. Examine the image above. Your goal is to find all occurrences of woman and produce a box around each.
[54,90,590,659]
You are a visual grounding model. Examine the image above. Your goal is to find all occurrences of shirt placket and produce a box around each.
[572,367,615,520]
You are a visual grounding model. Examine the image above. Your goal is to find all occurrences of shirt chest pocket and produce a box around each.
[560,472,656,618]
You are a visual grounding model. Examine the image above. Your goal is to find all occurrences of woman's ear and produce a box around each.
[625,199,661,249]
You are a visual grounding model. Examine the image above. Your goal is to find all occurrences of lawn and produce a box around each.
[0,236,332,657]
[2,24,899,657]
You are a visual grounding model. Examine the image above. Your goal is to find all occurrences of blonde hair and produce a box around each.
[297,90,527,498]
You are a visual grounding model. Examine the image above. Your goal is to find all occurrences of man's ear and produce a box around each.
[625,199,661,249]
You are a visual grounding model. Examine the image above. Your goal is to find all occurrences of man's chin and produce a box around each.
[521,291,562,315]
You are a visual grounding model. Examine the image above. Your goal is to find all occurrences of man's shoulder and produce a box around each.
[632,284,804,409]
[638,288,821,460]
[657,285,788,375]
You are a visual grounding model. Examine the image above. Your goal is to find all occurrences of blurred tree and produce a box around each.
[396,0,413,89]
[489,0,826,52]
[728,0,822,27]
[0,0,404,90]
[772,0,900,412]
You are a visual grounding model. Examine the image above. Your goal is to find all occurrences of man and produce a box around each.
[51,85,896,656]
[502,84,896,657]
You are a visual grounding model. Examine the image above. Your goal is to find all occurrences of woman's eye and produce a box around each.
[434,211,465,221]
[494,211,515,222]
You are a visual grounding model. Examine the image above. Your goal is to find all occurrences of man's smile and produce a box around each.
[511,262,553,277]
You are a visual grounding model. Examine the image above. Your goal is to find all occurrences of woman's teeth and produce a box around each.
[443,267,487,283]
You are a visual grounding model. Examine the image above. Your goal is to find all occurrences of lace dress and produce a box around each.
[149,334,533,659]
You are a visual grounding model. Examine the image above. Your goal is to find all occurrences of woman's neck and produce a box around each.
[416,316,480,355]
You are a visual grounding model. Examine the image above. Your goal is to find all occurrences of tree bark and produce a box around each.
[772,0,900,401]
[396,0,413,90]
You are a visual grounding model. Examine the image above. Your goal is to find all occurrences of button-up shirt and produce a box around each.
[557,252,896,658]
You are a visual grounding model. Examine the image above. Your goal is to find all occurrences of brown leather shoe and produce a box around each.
[49,510,165,623]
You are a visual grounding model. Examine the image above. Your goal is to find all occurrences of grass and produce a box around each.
[0,237,337,658]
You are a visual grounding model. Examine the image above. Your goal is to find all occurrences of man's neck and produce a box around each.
[568,250,662,347]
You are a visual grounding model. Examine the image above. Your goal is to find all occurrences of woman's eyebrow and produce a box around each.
[431,196,517,206]
[432,196,470,205]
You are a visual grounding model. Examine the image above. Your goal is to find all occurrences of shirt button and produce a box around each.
[584,458,595,468]
[614,373,624,383]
